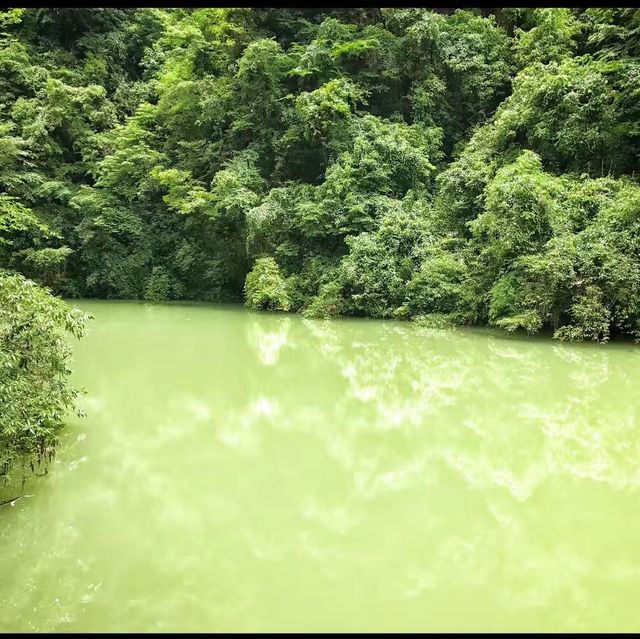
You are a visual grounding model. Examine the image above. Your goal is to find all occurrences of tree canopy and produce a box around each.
[1,7,639,342]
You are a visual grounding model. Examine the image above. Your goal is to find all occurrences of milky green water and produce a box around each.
[2,301,640,632]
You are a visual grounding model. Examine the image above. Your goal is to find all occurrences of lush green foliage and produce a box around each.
[1,8,639,342]
[244,256,290,311]
[0,271,87,476]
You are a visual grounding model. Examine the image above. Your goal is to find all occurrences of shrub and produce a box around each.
[0,272,88,476]
[244,257,290,311]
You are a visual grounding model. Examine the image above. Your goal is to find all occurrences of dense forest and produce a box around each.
[1,8,640,471]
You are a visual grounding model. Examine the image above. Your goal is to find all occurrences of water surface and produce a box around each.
[2,301,640,632]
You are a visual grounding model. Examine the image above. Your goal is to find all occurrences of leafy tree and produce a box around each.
[0,271,87,476]
[244,256,290,311]
[514,9,583,68]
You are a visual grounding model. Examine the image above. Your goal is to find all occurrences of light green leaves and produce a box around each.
[244,257,290,311]
[0,271,88,475]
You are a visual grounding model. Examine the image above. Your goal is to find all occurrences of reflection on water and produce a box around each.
[1,302,640,632]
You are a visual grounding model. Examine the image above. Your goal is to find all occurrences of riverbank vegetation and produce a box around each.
[1,8,639,343]
[0,271,87,477]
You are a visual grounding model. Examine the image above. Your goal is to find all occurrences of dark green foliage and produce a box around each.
[0,7,638,344]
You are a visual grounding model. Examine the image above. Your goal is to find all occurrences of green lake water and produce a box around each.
[2,300,640,632]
